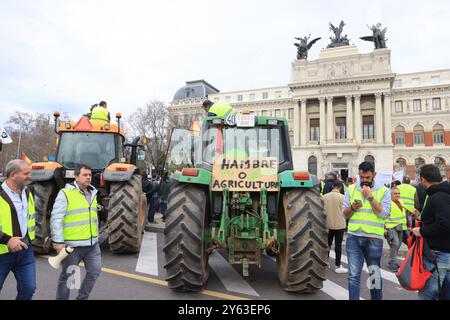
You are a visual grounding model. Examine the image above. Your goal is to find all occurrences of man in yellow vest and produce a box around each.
[0,160,36,300]
[89,100,110,124]
[342,161,391,300]
[397,176,419,242]
[385,187,408,272]
[202,100,238,118]
[50,164,101,300]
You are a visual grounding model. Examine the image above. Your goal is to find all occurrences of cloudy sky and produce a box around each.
[1,0,449,127]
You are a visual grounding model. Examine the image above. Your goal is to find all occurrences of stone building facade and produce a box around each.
[169,45,450,181]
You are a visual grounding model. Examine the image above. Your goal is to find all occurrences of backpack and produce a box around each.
[396,221,433,291]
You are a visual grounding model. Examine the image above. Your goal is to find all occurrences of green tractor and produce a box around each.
[164,113,329,292]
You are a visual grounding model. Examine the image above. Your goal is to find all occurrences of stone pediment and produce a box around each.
[290,46,393,86]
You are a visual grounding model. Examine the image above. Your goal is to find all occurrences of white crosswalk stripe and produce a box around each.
[136,232,159,276]
[208,251,260,297]
[329,251,400,285]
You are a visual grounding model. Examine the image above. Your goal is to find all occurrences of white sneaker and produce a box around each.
[334,266,348,274]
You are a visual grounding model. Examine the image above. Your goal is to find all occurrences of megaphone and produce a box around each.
[48,247,74,269]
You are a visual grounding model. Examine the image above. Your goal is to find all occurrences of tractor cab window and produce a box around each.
[203,126,284,164]
[166,128,200,173]
[57,132,117,169]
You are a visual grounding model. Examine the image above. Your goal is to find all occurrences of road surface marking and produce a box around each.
[329,251,400,285]
[38,255,249,300]
[262,253,360,300]
[209,251,260,297]
[136,232,159,276]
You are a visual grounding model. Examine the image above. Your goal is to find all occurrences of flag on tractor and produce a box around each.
[22,152,32,165]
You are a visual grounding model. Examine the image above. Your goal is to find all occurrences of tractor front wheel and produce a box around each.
[108,174,147,254]
[277,187,329,292]
[163,182,209,292]
[31,182,58,254]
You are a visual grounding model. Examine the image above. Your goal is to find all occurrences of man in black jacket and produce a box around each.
[412,164,450,300]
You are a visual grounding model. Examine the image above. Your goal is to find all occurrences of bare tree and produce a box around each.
[0,111,56,173]
[125,100,171,174]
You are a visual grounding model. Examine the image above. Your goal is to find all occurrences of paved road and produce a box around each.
[0,231,417,300]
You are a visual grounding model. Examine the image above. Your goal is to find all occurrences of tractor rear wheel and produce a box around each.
[163,182,209,292]
[108,174,147,253]
[31,182,58,254]
[277,187,329,292]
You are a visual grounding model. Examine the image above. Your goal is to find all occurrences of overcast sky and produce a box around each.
[1,0,450,127]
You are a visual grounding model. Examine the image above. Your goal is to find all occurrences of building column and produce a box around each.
[319,97,326,145]
[383,92,392,145]
[300,99,307,146]
[293,100,300,147]
[354,94,362,144]
[346,95,353,141]
[375,93,384,143]
[326,96,334,141]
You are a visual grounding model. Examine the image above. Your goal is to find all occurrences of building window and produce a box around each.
[431,76,441,85]
[395,126,405,145]
[413,125,425,144]
[261,110,267,116]
[395,101,403,113]
[433,124,445,144]
[262,92,268,99]
[432,98,441,110]
[362,115,374,140]
[275,109,282,117]
[213,97,219,102]
[275,91,282,98]
[412,78,421,86]
[413,99,422,112]
[249,93,255,101]
[225,96,231,102]
[288,108,294,120]
[396,158,407,175]
[310,118,320,142]
[335,117,346,140]
[394,80,402,88]
[415,157,426,178]
[288,90,293,97]
[434,157,447,177]
[237,95,243,102]
[308,156,318,176]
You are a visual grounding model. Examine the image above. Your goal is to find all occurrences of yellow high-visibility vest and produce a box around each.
[386,200,407,229]
[208,102,238,118]
[61,187,98,242]
[397,184,416,213]
[348,184,389,237]
[0,190,35,255]
[90,106,109,124]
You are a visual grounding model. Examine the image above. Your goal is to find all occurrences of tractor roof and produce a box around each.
[59,115,125,137]
[203,115,288,126]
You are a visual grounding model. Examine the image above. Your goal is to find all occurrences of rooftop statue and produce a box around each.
[327,20,350,48]
[294,34,321,60]
[360,23,388,49]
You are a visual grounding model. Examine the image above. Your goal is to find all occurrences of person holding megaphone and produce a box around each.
[50,164,102,300]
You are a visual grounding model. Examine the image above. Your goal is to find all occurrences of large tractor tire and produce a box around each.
[108,174,147,254]
[277,187,329,292]
[163,182,209,292]
[31,182,58,254]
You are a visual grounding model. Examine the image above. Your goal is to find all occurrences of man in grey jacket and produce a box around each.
[50,164,101,300]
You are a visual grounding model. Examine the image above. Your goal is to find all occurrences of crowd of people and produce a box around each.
[321,162,450,300]
[142,171,172,226]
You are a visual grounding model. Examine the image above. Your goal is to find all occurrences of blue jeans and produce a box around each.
[159,202,168,217]
[56,243,102,300]
[346,234,383,300]
[419,251,450,300]
[147,197,159,223]
[0,247,36,300]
